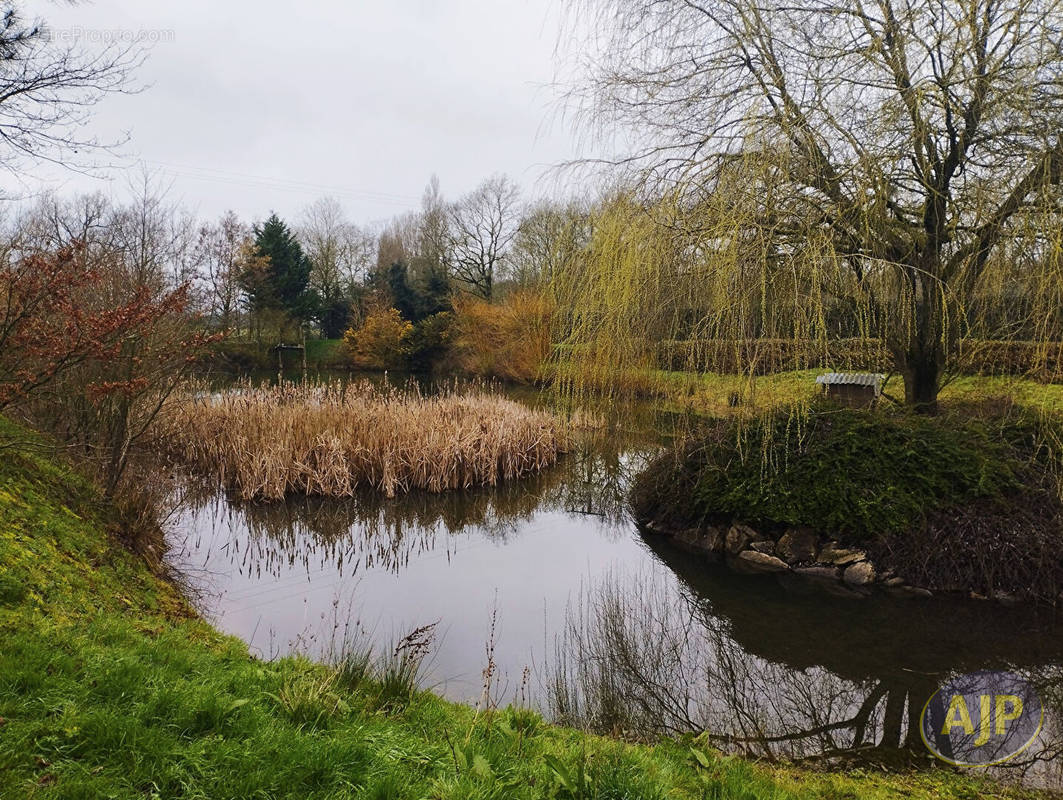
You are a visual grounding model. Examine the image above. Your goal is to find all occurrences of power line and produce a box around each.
[140,159,422,209]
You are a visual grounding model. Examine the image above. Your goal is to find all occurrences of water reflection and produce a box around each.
[175,431,645,579]
[168,431,661,694]
[550,536,1063,784]
[168,405,1063,788]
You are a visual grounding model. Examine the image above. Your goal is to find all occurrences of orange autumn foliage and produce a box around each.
[450,291,553,383]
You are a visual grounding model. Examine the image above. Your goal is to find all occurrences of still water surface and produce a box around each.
[168,389,1063,786]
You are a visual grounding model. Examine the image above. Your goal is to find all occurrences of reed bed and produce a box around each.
[155,380,567,501]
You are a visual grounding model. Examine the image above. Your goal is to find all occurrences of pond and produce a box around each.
[167,382,1063,788]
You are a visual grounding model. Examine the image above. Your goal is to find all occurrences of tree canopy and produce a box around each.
[563,0,1063,409]
[242,213,315,324]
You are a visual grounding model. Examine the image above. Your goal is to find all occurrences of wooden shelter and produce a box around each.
[815,373,885,408]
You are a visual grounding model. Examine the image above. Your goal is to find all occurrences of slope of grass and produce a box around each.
[0,417,1046,799]
[304,337,345,366]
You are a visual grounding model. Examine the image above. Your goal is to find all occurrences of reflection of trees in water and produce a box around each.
[171,430,659,581]
[548,544,1063,786]
[548,573,880,756]
[553,430,657,526]
[694,621,942,764]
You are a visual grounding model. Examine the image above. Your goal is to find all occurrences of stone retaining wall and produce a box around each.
[640,518,938,600]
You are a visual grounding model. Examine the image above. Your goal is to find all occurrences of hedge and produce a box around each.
[655,338,1063,380]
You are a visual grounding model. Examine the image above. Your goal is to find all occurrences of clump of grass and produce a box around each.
[334,644,374,693]
[377,622,438,710]
[327,623,433,710]
[266,661,346,730]
[156,380,567,500]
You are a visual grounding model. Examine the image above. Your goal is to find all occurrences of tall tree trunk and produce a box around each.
[899,268,946,413]
[903,349,940,413]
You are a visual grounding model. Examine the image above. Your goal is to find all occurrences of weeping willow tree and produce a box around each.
[557,0,1063,411]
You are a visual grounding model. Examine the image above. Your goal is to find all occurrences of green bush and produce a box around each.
[403,312,454,372]
[633,407,1038,538]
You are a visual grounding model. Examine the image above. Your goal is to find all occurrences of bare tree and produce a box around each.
[0,4,142,182]
[194,210,249,334]
[448,175,520,301]
[510,199,590,289]
[300,196,378,336]
[413,174,451,281]
[375,177,453,285]
[300,198,349,295]
[570,0,1063,409]
[109,167,196,293]
[15,190,111,253]
[374,212,418,274]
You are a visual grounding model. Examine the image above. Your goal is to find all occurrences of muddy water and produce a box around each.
[167,391,1063,787]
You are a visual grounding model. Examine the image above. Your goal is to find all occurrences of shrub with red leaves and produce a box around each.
[0,244,218,492]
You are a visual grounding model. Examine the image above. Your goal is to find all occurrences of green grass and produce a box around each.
[552,361,1063,418]
[939,374,1063,414]
[0,417,1044,799]
[304,338,345,366]
[649,369,1063,417]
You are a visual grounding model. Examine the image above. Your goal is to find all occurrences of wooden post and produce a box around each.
[302,330,308,383]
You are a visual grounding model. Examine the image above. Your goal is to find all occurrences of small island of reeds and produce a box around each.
[156,381,567,500]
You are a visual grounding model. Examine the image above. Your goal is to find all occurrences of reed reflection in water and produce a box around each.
[168,432,658,697]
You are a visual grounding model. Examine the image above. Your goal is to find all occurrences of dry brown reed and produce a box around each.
[155,380,567,501]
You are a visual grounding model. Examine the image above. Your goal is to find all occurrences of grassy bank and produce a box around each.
[204,338,349,374]
[0,420,1042,798]
[648,369,1063,417]
[549,362,1063,419]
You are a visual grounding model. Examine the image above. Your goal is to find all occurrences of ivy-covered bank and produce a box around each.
[0,418,1048,799]
[632,405,1063,604]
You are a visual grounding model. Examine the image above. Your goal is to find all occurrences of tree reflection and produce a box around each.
[550,535,1063,786]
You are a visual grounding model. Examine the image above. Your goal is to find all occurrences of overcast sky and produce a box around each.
[12,0,591,227]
